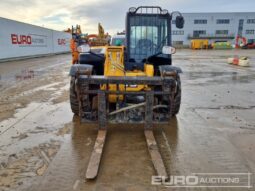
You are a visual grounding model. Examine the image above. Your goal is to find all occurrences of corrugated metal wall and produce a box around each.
[0,17,71,60]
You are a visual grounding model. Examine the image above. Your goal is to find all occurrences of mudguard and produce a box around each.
[159,65,182,75]
[69,64,93,77]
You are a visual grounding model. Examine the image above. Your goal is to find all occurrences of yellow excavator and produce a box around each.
[69,6,184,179]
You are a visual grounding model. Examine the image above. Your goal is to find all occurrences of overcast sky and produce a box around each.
[1,0,254,34]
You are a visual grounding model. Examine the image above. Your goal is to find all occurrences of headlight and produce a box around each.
[162,46,176,55]
[77,44,90,53]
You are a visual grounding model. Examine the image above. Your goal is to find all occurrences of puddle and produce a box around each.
[0,101,73,191]
[185,71,238,80]
[0,101,73,154]
[0,140,61,190]
[184,71,255,84]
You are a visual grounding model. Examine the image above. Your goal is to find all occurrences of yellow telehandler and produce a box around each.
[69,6,184,179]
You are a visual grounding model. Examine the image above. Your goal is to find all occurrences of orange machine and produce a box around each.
[65,25,85,64]
[70,38,79,64]
[68,24,110,64]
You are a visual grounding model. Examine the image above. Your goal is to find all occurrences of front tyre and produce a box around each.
[172,74,181,116]
[70,77,79,115]
[159,65,182,116]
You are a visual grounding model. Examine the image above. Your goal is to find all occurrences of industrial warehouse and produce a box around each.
[0,1,255,191]
[172,12,255,47]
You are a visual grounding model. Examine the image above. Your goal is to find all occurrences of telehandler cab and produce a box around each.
[69,6,184,179]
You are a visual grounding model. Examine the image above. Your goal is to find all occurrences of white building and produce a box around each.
[171,12,255,47]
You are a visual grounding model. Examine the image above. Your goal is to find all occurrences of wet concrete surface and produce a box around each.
[0,50,255,191]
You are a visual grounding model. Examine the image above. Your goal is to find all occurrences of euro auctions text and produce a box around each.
[152,173,252,188]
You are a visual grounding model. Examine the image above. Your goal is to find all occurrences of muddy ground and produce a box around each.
[0,50,254,191]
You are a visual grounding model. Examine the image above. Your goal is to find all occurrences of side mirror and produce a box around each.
[77,44,90,53]
[162,46,176,55]
[176,16,184,29]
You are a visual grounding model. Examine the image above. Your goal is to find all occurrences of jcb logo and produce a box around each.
[11,34,32,45]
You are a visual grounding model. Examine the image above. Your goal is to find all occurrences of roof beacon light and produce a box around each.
[161,9,168,14]
[129,7,136,13]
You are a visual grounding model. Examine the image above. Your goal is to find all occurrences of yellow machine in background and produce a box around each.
[86,23,110,46]
[98,23,105,39]
[191,39,209,49]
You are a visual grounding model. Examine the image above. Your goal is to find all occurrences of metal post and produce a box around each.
[145,91,154,129]
[98,91,107,130]
[75,79,83,118]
